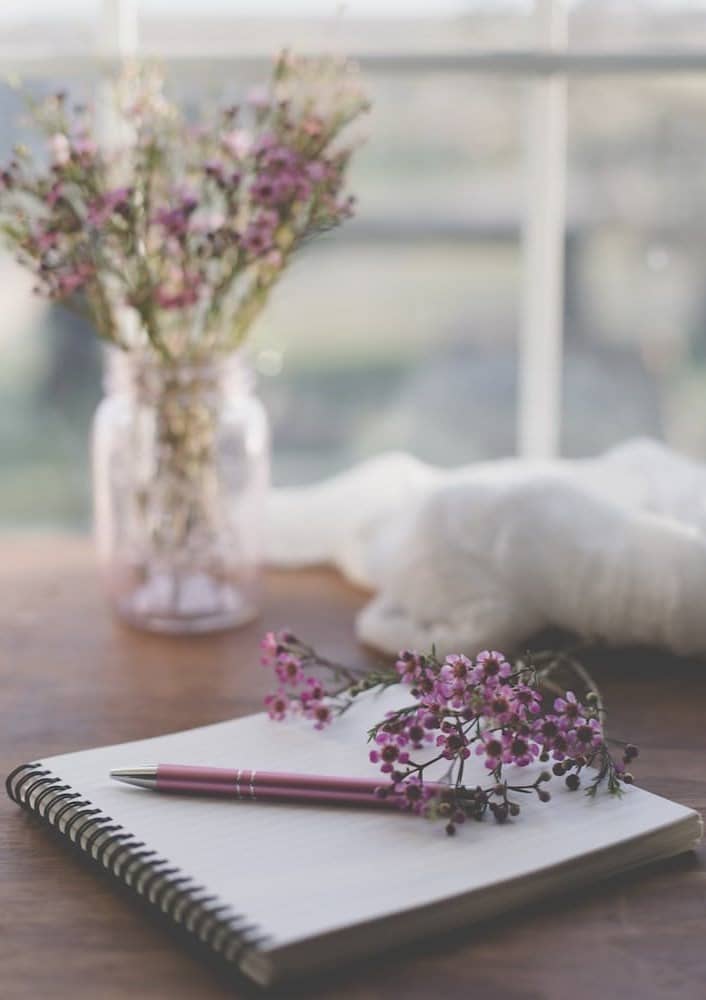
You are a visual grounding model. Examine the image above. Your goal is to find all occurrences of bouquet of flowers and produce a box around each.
[0,52,369,358]
[262,632,639,836]
[0,56,369,631]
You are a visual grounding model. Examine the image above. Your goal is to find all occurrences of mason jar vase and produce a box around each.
[92,351,269,634]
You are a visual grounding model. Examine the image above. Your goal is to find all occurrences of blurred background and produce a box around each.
[3,0,706,529]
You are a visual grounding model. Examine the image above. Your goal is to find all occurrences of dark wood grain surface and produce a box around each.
[1,535,704,999]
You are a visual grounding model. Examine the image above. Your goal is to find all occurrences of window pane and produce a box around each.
[564,73,706,457]
[136,3,535,56]
[570,1,706,51]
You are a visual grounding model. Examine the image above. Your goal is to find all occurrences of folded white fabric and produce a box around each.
[266,439,706,657]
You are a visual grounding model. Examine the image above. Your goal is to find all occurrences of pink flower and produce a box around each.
[473,650,512,686]
[222,129,252,159]
[484,684,517,725]
[511,683,542,718]
[55,262,93,295]
[34,228,59,252]
[501,730,539,768]
[571,717,603,751]
[395,775,435,815]
[246,85,270,111]
[369,732,410,773]
[300,677,326,704]
[306,160,329,183]
[73,136,97,163]
[274,651,304,687]
[154,276,202,310]
[87,187,131,227]
[395,650,422,683]
[435,727,470,761]
[264,690,291,721]
[261,145,299,172]
[440,654,473,683]
[46,182,64,207]
[260,631,279,663]
[305,701,333,730]
[48,133,70,166]
[553,690,583,728]
[262,249,283,270]
[534,714,561,747]
[476,733,504,771]
[301,115,324,137]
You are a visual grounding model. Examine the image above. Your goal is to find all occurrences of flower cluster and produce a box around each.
[0,53,368,360]
[263,634,639,835]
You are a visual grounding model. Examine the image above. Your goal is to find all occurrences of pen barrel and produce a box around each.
[154,777,399,809]
[154,765,446,806]
[157,764,442,796]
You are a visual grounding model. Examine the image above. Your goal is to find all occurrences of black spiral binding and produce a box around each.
[5,762,270,981]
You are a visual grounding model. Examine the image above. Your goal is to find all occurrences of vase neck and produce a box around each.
[104,350,254,402]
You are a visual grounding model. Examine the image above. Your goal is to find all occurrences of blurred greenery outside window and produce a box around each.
[3,2,706,528]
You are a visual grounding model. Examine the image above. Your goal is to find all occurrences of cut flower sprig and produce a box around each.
[261,632,639,835]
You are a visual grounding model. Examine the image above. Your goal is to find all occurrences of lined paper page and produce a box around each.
[39,688,699,950]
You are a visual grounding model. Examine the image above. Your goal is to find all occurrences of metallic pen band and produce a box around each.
[234,769,257,799]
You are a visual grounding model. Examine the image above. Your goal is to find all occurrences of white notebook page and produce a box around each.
[38,687,700,951]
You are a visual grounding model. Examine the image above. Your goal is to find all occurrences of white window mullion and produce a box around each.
[518,0,568,460]
[96,0,138,150]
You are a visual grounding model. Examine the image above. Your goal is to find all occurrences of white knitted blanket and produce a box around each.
[266,439,706,657]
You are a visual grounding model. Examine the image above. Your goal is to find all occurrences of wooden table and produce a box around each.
[1,535,705,999]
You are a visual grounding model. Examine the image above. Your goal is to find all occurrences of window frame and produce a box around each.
[5,0,706,459]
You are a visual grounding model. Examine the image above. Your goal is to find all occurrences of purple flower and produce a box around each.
[300,677,326,704]
[395,776,435,815]
[304,701,333,730]
[274,651,304,687]
[48,133,70,167]
[553,690,583,727]
[501,730,539,767]
[473,650,512,687]
[476,733,504,771]
[484,684,516,725]
[153,270,202,309]
[436,727,471,762]
[571,717,603,751]
[261,144,299,172]
[46,182,64,207]
[204,160,226,184]
[394,710,433,750]
[306,160,329,183]
[222,128,252,159]
[50,261,93,297]
[259,631,280,665]
[369,732,410,773]
[264,690,291,721]
[395,650,422,683]
[87,187,131,227]
[72,135,97,163]
[511,683,542,718]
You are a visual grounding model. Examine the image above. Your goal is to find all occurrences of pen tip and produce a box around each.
[110,766,158,788]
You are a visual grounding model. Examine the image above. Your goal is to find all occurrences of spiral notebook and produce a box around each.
[6,688,702,989]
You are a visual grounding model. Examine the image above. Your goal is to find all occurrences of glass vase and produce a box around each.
[92,350,269,634]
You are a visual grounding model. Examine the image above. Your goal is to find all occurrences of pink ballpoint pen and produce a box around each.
[110,764,445,810]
